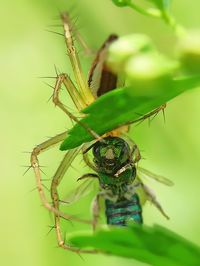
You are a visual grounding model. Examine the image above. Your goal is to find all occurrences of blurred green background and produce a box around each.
[1,0,200,265]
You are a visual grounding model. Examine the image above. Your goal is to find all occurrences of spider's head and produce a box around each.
[92,136,130,174]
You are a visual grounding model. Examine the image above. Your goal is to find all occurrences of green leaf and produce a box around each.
[69,224,200,265]
[60,75,200,150]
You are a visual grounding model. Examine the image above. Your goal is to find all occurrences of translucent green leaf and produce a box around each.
[69,224,200,265]
[60,75,200,150]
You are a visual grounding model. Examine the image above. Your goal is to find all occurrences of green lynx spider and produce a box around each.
[31,13,170,253]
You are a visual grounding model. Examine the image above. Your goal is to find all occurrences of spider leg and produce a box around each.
[63,13,95,56]
[30,132,92,224]
[82,144,98,172]
[123,104,167,127]
[53,74,104,142]
[61,13,94,105]
[50,148,97,253]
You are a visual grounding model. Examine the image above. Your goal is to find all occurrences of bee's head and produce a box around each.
[92,136,130,174]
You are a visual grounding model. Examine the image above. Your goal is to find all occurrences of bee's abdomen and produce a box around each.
[105,194,143,226]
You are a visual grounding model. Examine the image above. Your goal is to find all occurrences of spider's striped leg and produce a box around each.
[30,132,92,224]
[50,148,97,253]
[82,143,98,172]
[53,74,104,142]
[123,104,166,127]
[61,13,94,105]
[63,13,95,56]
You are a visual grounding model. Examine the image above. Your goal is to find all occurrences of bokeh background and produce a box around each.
[1,0,200,265]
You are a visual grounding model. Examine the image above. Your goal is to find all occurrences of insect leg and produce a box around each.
[124,135,141,163]
[91,194,101,231]
[50,148,96,253]
[114,137,141,177]
[142,183,170,220]
[30,132,92,223]
[114,163,133,177]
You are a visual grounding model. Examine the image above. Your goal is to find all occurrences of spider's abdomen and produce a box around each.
[105,194,143,226]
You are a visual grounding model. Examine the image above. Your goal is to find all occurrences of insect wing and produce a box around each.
[62,178,98,206]
[137,167,174,186]
[132,175,147,206]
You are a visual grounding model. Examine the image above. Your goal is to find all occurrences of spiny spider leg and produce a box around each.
[53,74,104,143]
[50,148,97,253]
[63,13,95,56]
[31,132,92,224]
[61,13,94,105]
[122,104,166,127]
[82,144,98,172]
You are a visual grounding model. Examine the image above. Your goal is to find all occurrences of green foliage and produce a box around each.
[69,224,200,265]
[60,27,200,151]
[112,0,184,35]
[60,75,200,150]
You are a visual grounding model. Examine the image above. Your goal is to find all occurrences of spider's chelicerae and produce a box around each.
[31,13,172,253]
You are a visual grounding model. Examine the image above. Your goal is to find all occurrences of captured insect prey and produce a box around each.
[31,12,173,253]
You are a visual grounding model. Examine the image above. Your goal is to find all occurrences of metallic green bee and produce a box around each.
[90,136,143,226]
[65,136,172,230]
